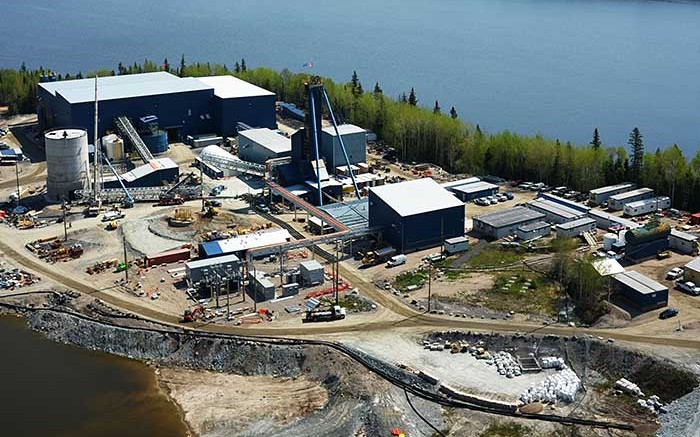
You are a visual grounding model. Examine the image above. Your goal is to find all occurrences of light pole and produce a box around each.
[15,159,20,203]
[62,200,68,241]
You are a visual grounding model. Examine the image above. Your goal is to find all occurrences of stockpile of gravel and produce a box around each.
[657,388,700,437]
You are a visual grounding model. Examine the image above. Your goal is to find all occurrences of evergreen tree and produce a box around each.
[179,54,186,77]
[475,124,482,137]
[590,128,601,150]
[628,127,644,183]
[163,58,170,72]
[399,92,408,103]
[240,58,247,72]
[408,88,417,106]
[450,106,458,119]
[76,71,83,79]
[20,62,27,73]
[373,82,383,96]
[433,100,441,115]
[117,62,126,75]
[234,61,240,73]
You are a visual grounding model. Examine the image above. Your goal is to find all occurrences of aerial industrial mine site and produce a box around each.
[1,71,699,437]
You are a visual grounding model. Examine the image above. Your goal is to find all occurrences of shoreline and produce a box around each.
[154,365,197,437]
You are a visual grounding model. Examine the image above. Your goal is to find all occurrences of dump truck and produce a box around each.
[362,246,397,267]
[303,305,346,323]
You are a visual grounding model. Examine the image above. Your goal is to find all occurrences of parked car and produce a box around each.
[504,192,514,200]
[666,267,684,280]
[676,281,700,296]
[659,308,679,320]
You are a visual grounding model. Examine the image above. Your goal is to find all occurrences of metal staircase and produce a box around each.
[114,116,154,163]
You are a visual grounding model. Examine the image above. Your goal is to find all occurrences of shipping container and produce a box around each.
[145,247,191,267]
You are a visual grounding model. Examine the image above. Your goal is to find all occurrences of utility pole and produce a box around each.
[122,233,129,283]
[427,261,432,313]
[253,263,257,312]
[62,200,68,241]
[93,75,101,203]
[15,159,20,203]
[226,266,231,318]
[200,160,205,211]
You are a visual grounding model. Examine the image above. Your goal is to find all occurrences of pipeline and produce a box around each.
[0,298,633,431]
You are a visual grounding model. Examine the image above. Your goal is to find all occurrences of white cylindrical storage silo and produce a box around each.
[45,129,90,200]
[102,134,124,162]
[603,233,617,251]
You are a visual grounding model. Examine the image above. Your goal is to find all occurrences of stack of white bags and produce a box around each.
[539,356,565,370]
[486,351,522,378]
[519,365,581,404]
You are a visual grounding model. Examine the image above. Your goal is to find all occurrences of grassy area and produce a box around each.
[479,422,530,437]
[395,269,427,290]
[464,247,524,268]
[443,273,560,316]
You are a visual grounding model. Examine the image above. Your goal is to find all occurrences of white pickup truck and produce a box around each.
[676,280,700,296]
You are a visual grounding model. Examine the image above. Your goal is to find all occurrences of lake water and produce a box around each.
[2,0,700,154]
[0,316,187,437]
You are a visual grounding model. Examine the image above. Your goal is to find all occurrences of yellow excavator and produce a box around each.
[105,221,118,231]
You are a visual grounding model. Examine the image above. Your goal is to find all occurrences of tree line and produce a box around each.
[2,58,699,210]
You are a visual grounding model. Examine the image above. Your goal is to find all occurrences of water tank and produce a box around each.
[45,129,89,200]
[141,129,168,155]
[101,134,124,162]
[603,233,617,251]
[619,230,628,244]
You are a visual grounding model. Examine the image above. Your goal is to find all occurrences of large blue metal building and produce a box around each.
[37,72,276,141]
[368,178,465,253]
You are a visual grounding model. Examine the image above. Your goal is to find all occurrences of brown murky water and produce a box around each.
[0,316,188,437]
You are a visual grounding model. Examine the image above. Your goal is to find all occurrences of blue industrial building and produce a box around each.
[320,124,366,170]
[369,178,465,253]
[38,72,276,141]
[612,270,668,312]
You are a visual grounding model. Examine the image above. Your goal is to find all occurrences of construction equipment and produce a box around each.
[303,305,346,323]
[159,172,197,205]
[102,153,134,208]
[181,306,205,323]
[105,221,118,231]
[362,246,397,267]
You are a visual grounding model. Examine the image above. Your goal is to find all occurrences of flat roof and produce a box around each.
[474,206,545,228]
[186,254,240,270]
[441,177,481,190]
[300,260,324,270]
[201,229,292,256]
[196,75,275,99]
[685,257,700,272]
[556,217,596,230]
[445,236,469,245]
[40,72,212,104]
[369,178,463,217]
[589,183,635,195]
[239,128,291,153]
[319,199,369,232]
[526,198,585,220]
[613,270,667,295]
[539,193,590,212]
[609,187,654,201]
[518,221,551,232]
[671,229,698,242]
[321,124,366,136]
[587,209,641,229]
[592,258,625,276]
[625,197,670,208]
[452,181,498,194]
[121,157,178,183]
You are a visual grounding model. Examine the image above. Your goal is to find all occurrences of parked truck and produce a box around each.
[303,305,346,323]
[362,246,397,267]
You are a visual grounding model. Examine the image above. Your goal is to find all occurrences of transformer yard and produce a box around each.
[2,74,700,437]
